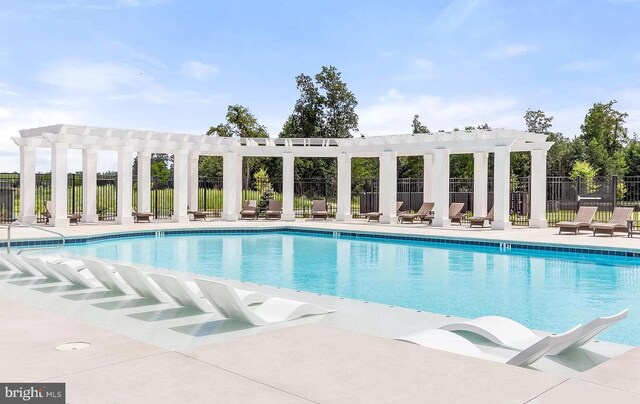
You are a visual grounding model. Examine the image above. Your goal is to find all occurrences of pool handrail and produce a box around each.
[5,220,65,255]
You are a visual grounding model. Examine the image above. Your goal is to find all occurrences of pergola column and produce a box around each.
[336,152,352,222]
[115,146,134,225]
[50,142,69,227]
[282,152,295,221]
[236,155,243,213]
[172,150,189,223]
[137,151,151,213]
[82,148,98,223]
[222,152,238,221]
[423,153,434,203]
[432,148,451,227]
[188,152,199,211]
[492,146,512,230]
[529,148,548,228]
[379,151,398,224]
[473,152,489,217]
[18,145,37,224]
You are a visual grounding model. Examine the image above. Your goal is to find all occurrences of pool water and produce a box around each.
[59,232,640,345]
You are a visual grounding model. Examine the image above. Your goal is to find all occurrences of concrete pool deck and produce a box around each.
[1,219,640,402]
[1,299,639,403]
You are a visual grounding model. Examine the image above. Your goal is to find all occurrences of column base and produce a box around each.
[380,215,397,224]
[83,214,99,223]
[221,213,238,221]
[335,213,352,222]
[528,218,548,228]
[282,213,295,222]
[491,221,512,230]
[49,217,70,227]
[432,218,451,227]
[115,216,134,225]
[172,214,190,223]
[18,215,37,224]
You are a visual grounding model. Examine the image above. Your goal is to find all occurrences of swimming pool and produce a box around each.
[57,231,640,346]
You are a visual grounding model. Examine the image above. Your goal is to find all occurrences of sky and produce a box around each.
[1,0,640,172]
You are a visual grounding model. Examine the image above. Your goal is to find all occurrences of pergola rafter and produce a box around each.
[13,124,552,229]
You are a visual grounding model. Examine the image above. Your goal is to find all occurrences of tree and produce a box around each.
[280,66,358,139]
[204,104,271,188]
[625,135,640,177]
[580,100,628,156]
[570,160,598,194]
[280,66,358,178]
[412,115,429,134]
[524,109,553,134]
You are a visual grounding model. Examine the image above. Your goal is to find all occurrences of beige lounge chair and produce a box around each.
[449,202,466,224]
[132,207,152,223]
[312,200,328,220]
[364,201,403,222]
[240,200,258,220]
[265,200,282,220]
[590,207,634,237]
[468,207,494,228]
[187,206,207,221]
[398,202,434,224]
[45,201,81,225]
[556,206,598,234]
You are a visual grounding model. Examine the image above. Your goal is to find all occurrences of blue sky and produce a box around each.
[1,0,639,171]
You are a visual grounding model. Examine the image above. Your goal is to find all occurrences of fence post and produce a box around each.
[576,177,582,211]
[612,176,618,208]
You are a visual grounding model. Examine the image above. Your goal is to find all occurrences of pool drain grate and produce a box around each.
[55,342,91,351]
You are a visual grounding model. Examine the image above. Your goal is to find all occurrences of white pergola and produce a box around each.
[13,124,553,230]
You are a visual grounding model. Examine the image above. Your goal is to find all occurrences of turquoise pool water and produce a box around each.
[59,232,640,345]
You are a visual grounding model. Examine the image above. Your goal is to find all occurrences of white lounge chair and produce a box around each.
[147,273,269,312]
[112,263,170,303]
[21,256,69,281]
[440,310,628,355]
[81,259,132,295]
[147,273,214,312]
[193,278,335,326]
[1,253,43,276]
[47,261,96,289]
[396,326,583,367]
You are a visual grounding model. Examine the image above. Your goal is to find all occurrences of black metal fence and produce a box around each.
[7,172,640,226]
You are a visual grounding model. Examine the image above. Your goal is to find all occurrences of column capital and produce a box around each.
[174,149,189,157]
[82,147,98,156]
[189,151,200,161]
[20,145,37,153]
[137,150,152,158]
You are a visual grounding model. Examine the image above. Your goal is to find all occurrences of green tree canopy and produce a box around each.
[412,114,429,134]
[280,66,358,138]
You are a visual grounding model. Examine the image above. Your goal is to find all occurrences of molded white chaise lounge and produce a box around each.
[440,309,629,355]
[396,326,583,367]
[147,273,215,312]
[147,273,268,312]
[21,256,69,281]
[112,263,171,303]
[1,253,46,276]
[80,259,132,295]
[47,261,96,289]
[194,278,335,326]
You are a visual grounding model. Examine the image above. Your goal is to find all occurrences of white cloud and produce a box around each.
[490,43,536,59]
[561,60,606,72]
[0,106,88,172]
[181,61,219,80]
[438,0,483,31]
[357,90,522,136]
[35,61,174,104]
